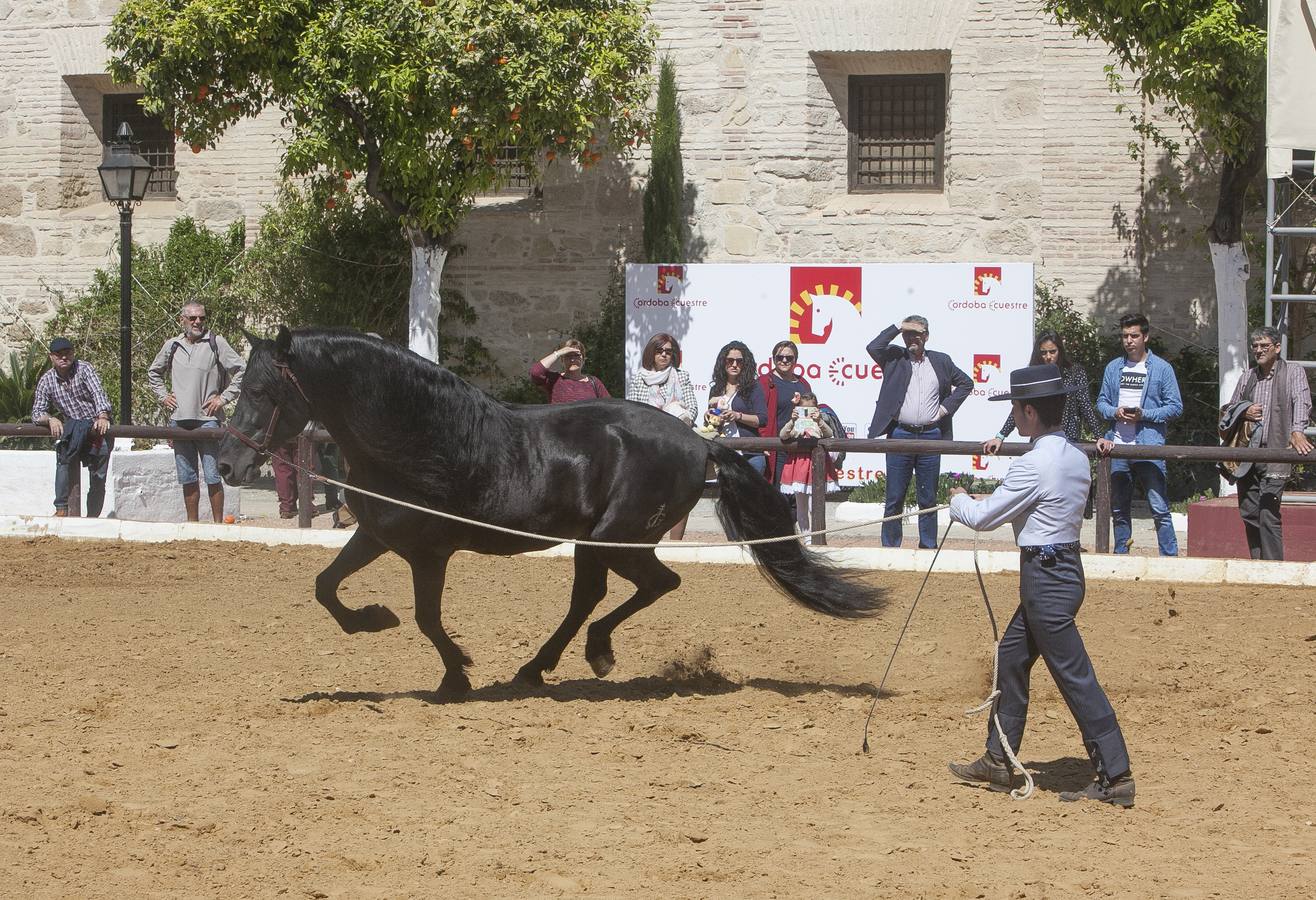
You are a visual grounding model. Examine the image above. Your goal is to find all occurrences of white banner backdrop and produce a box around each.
[625,262,1035,484]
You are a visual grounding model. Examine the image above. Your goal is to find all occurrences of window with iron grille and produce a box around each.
[482,145,539,197]
[848,74,945,192]
[103,94,177,198]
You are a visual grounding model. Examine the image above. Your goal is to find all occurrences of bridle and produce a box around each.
[224,359,311,455]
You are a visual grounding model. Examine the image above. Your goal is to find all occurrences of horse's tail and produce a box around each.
[708,443,884,618]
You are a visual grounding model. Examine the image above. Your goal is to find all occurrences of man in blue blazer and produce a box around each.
[1094,313,1183,555]
[867,316,973,548]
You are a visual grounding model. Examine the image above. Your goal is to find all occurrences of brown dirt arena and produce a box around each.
[1,537,1313,897]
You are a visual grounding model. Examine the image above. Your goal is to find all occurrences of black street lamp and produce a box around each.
[97,121,153,425]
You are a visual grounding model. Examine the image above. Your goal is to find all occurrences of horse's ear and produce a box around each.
[275,325,293,361]
[241,327,262,346]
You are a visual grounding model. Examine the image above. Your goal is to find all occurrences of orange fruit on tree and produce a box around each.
[555,135,566,144]
[190,143,203,154]
[545,150,556,161]
[326,197,336,209]
[196,84,209,100]
[342,170,352,179]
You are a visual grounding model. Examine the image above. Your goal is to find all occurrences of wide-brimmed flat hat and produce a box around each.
[988,363,1083,401]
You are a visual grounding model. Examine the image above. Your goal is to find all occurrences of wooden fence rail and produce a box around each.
[2,424,1309,550]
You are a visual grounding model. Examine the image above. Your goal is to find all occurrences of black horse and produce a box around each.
[218,328,883,699]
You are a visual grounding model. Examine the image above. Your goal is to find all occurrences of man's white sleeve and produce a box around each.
[949,458,1040,532]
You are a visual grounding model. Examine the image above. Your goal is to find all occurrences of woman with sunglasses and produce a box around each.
[756,339,813,486]
[626,332,699,539]
[531,339,610,403]
[705,341,769,475]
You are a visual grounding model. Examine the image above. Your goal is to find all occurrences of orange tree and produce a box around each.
[107,0,655,362]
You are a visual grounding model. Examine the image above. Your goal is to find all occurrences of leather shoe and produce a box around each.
[948,752,1014,792]
[1059,774,1135,808]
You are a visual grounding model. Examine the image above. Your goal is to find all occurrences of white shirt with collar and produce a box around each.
[949,431,1088,546]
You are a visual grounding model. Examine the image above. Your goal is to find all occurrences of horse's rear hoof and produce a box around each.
[588,650,615,678]
[342,604,400,634]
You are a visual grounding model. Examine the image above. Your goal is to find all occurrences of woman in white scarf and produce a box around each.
[626,332,699,424]
[626,331,700,538]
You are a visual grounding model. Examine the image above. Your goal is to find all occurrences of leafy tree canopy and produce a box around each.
[1046,1,1265,162]
[107,0,656,242]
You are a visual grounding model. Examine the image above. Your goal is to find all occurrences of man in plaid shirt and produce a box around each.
[30,337,113,517]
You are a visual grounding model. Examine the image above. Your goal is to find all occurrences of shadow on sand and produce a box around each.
[284,673,883,706]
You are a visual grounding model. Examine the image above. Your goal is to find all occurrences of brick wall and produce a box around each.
[0,0,1218,381]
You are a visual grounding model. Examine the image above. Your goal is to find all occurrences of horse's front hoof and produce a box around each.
[341,604,400,634]
[587,650,616,678]
[434,672,472,703]
[513,665,545,687]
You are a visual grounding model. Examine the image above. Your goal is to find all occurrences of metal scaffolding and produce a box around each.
[1265,156,1316,437]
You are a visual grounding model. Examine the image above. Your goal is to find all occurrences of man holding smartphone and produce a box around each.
[1095,313,1183,555]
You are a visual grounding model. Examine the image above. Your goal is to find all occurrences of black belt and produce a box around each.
[1020,541,1081,562]
[896,422,940,434]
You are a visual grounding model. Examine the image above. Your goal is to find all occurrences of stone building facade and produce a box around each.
[1,0,1214,378]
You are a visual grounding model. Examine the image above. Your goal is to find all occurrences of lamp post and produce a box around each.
[97,121,153,425]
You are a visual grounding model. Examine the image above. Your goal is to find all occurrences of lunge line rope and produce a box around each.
[859,514,1033,799]
[289,465,951,550]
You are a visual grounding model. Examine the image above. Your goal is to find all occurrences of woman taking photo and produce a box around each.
[705,341,769,475]
[757,339,812,487]
[626,332,699,539]
[530,339,610,403]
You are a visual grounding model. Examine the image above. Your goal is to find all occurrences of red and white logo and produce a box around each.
[789,267,862,345]
[971,455,990,471]
[973,266,1002,296]
[972,353,1002,384]
[657,265,685,294]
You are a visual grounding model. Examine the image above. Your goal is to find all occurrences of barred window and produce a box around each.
[848,74,945,192]
[103,94,177,198]
[482,145,539,198]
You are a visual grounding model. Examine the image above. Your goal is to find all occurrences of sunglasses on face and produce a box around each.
[564,353,583,360]
[655,346,674,356]
[183,315,207,321]
[901,330,926,339]
[775,354,796,363]
[724,357,744,366]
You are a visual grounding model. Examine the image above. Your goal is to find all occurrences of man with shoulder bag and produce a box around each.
[1221,326,1312,560]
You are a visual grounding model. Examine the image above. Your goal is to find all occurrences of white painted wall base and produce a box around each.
[1,515,1312,587]
[0,447,240,522]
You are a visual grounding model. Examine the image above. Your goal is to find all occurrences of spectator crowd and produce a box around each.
[25,306,1313,560]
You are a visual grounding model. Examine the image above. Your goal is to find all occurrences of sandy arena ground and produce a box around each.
[1,537,1313,898]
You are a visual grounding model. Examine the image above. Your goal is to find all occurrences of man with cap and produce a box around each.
[946,363,1135,807]
[30,337,114,517]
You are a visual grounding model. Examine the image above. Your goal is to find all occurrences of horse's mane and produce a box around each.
[293,329,512,491]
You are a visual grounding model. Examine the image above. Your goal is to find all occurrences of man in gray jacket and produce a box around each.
[147,303,245,522]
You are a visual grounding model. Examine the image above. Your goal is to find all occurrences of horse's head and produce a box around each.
[218,325,312,486]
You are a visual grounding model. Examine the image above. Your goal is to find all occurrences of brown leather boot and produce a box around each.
[1059,774,1135,808]
[948,752,1014,792]
[53,509,68,518]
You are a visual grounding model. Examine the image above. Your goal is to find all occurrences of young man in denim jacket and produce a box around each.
[1095,313,1183,555]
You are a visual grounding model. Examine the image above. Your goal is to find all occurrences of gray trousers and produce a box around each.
[987,548,1131,782]
[1236,468,1285,561]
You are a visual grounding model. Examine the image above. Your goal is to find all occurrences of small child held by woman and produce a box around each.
[777,391,840,544]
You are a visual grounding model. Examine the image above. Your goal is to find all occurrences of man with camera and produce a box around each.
[1095,313,1182,556]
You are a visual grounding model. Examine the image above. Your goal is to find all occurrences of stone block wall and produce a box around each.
[1,0,1217,382]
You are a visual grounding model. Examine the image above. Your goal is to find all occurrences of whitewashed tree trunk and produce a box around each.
[1211,240,1250,497]
[407,237,448,362]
